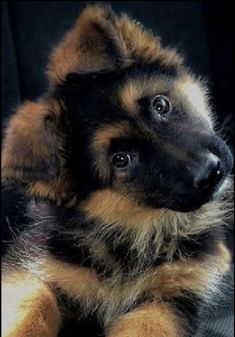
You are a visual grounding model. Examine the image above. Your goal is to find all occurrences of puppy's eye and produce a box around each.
[152,95,171,115]
[112,153,132,169]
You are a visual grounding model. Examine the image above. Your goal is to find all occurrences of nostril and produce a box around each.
[194,156,223,190]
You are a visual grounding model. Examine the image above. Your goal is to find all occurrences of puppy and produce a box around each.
[2,4,233,337]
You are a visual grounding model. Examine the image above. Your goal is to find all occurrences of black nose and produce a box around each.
[193,153,223,191]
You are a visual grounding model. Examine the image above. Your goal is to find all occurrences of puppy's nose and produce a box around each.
[193,153,223,191]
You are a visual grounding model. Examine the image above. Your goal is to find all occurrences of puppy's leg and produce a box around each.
[2,269,61,337]
[107,302,184,337]
[217,242,231,274]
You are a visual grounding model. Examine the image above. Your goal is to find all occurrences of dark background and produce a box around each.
[2,1,234,142]
[1,1,234,337]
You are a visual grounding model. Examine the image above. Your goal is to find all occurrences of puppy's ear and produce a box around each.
[2,99,66,186]
[47,4,127,86]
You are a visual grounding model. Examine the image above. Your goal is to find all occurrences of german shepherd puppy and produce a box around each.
[2,4,233,337]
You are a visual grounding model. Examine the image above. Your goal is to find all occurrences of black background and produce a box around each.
[1,2,234,337]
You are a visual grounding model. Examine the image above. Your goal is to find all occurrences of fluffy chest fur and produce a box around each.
[31,249,221,328]
[4,198,226,328]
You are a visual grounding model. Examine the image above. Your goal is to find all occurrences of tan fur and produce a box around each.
[2,101,53,180]
[157,47,184,69]
[145,256,220,300]
[2,99,62,181]
[38,254,215,300]
[38,256,102,300]
[216,242,231,273]
[47,5,128,86]
[107,303,183,337]
[119,79,141,114]
[26,170,74,202]
[119,74,172,114]
[119,73,213,128]
[81,188,230,234]
[116,12,183,69]
[81,188,171,228]
[2,269,61,337]
[116,13,183,66]
[79,186,232,265]
[20,242,226,328]
[173,74,213,128]
[90,122,131,180]
[46,4,183,86]
[1,99,75,202]
[114,14,161,62]
[91,122,131,151]
[2,249,226,335]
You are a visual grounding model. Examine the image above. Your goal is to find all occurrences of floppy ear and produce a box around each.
[46,4,183,86]
[47,4,127,86]
[2,99,67,188]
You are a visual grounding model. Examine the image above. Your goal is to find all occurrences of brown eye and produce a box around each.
[112,153,132,169]
[152,95,171,115]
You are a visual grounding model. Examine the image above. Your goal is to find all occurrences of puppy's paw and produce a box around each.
[2,271,61,337]
[216,242,231,274]
[106,304,182,337]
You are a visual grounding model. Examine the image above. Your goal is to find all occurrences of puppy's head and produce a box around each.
[2,5,233,220]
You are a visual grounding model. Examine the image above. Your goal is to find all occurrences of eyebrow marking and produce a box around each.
[119,76,174,115]
[90,121,132,180]
[173,75,213,129]
[91,121,132,152]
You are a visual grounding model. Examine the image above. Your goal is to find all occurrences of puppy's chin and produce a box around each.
[148,198,208,213]
[162,199,208,213]
[144,176,231,213]
[145,191,217,213]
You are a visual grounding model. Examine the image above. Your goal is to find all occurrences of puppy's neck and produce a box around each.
[32,199,228,279]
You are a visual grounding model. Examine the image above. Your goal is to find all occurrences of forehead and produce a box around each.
[78,62,212,129]
[87,70,213,158]
[119,72,212,128]
[60,61,213,139]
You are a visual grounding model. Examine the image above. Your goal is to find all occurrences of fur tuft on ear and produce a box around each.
[46,4,183,87]
[47,4,128,86]
[2,99,65,185]
[115,14,161,62]
[115,14,183,67]
[2,99,75,200]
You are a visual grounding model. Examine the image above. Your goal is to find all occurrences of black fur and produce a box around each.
[18,200,224,281]
[53,61,233,213]
[2,182,30,255]
[49,215,224,277]
[170,292,202,337]
[56,288,105,337]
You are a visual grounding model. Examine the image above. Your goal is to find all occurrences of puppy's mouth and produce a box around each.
[161,194,212,212]
[147,193,207,213]
[146,178,228,213]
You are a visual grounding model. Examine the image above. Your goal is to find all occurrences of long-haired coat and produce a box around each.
[2,4,233,337]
